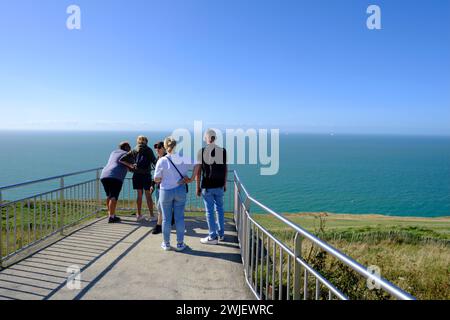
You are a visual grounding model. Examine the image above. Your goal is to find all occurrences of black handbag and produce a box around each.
[166,156,189,193]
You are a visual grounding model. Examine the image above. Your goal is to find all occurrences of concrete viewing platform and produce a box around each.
[0,215,253,300]
[0,168,418,300]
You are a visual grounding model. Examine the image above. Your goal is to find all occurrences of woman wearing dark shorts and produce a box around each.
[100,142,132,223]
[133,173,152,191]
[120,136,157,222]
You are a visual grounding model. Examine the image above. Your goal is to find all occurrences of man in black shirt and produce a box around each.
[196,129,228,245]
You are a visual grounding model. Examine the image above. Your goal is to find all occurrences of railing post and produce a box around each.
[241,205,246,259]
[234,177,239,216]
[96,169,101,217]
[246,211,252,278]
[59,177,65,235]
[293,232,302,300]
[234,177,240,233]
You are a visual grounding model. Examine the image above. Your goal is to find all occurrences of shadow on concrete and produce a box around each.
[184,216,236,238]
[0,218,140,300]
[0,213,243,300]
[72,228,153,300]
[181,247,242,264]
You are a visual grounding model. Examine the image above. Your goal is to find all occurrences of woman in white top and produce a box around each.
[154,137,198,251]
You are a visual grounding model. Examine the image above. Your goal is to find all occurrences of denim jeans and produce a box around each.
[160,185,187,244]
[154,188,162,214]
[202,187,225,239]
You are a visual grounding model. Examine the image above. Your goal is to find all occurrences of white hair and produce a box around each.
[204,129,216,143]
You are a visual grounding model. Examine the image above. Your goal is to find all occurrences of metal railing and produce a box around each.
[232,171,416,300]
[1,167,416,300]
[0,168,234,266]
[0,168,104,265]
[116,176,234,214]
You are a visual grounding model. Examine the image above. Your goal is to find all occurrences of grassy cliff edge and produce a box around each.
[254,212,450,300]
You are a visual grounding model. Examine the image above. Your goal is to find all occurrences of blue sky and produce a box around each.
[0,0,449,134]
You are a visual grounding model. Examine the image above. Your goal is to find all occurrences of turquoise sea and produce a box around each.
[0,131,449,217]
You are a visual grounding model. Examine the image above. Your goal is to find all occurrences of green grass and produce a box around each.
[1,199,100,259]
[253,212,450,300]
[2,200,449,299]
[256,213,450,238]
[0,198,217,260]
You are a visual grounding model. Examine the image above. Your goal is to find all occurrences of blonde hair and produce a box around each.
[164,136,177,153]
[136,135,148,145]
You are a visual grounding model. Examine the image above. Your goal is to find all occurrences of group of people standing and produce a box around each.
[99,130,227,252]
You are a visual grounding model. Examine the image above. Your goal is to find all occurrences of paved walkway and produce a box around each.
[0,215,253,300]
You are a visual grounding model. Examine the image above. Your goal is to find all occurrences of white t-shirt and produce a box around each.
[154,153,195,190]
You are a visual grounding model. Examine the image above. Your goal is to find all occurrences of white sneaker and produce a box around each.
[161,242,171,251]
[136,215,145,222]
[218,235,225,241]
[200,236,218,245]
[176,242,187,252]
[148,215,157,222]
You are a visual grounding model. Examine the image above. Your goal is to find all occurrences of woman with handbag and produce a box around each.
[153,137,198,251]
[150,141,176,235]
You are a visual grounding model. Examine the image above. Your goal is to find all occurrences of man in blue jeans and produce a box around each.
[196,129,228,245]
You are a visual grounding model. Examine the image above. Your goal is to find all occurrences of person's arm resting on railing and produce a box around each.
[119,150,136,171]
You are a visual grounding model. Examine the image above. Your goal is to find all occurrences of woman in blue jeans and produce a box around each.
[153,137,198,251]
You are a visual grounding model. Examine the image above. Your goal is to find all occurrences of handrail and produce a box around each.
[0,167,235,265]
[249,195,414,300]
[0,167,103,191]
[0,167,234,192]
[233,170,416,300]
[0,179,98,209]
[246,213,348,300]
[0,167,417,300]
[0,169,103,265]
